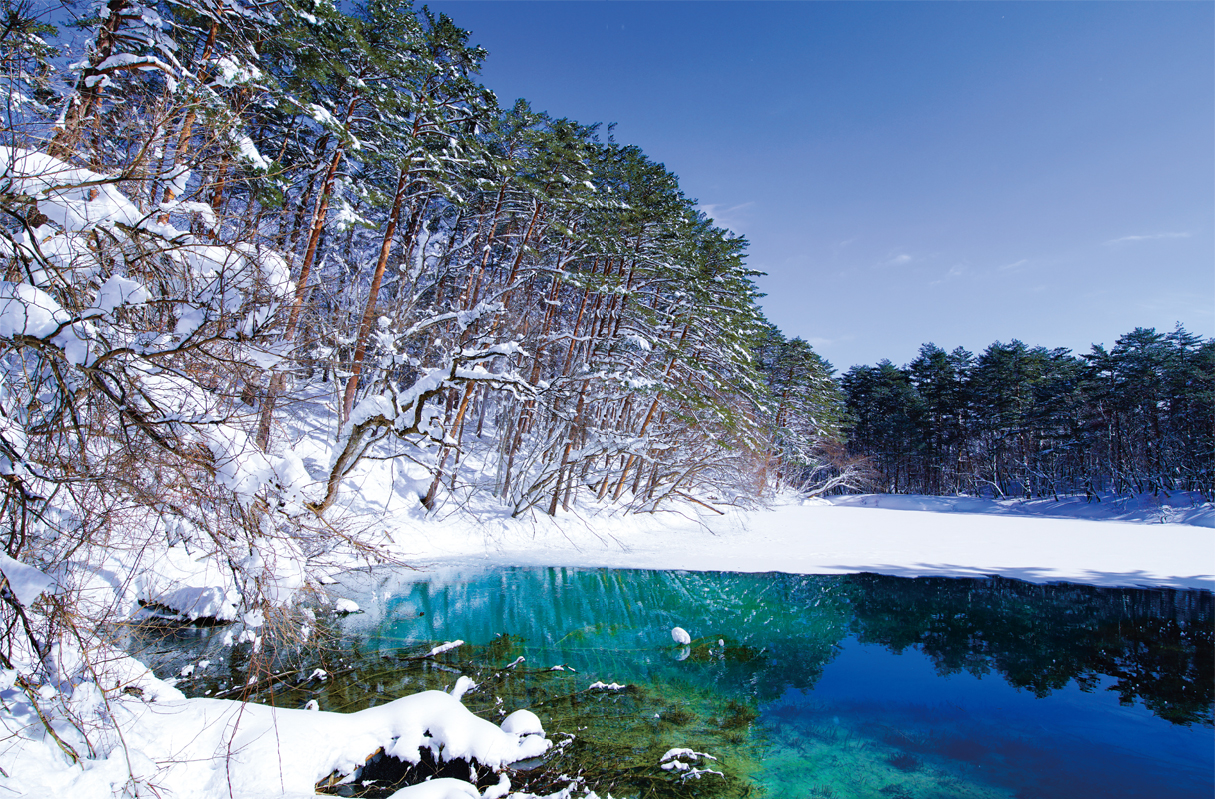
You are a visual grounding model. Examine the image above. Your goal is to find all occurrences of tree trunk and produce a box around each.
[340,169,411,422]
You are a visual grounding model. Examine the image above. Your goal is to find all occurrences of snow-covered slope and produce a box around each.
[828,491,1213,527]
[0,650,548,799]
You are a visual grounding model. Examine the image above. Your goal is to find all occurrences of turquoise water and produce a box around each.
[338,568,1213,799]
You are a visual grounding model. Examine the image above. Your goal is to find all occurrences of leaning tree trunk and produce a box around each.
[340,168,411,422]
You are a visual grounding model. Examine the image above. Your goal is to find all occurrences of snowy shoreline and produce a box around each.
[377,493,1214,592]
[2,494,1210,799]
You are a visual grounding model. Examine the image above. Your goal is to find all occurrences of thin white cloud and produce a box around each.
[1104,232,1191,246]
[801,335,854,363]
[1137,290,1215,320]
[698,202,755,236]
[883,253,913,266]
[806,335,847,349]
[929,263,967,285]
[996,258,1028,272]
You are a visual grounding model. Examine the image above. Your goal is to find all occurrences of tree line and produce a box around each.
[840,326,1214,499]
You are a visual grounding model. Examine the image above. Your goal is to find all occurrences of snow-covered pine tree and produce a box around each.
[756,327,857,496]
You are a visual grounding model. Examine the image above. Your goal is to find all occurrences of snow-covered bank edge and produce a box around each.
[827,490,1214,528]
[0,647,559,799]
[377,492,1214,592]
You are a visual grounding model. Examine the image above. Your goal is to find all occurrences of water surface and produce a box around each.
[331,568,1212,798]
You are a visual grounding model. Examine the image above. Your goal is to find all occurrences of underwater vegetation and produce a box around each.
[131,627,766,798]
[878,787,913,798]
[884,753,923,773]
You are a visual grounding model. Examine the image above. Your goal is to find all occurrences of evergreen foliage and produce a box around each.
[842,326,1214,499]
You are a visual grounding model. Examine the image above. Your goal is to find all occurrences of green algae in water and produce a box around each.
[241,634,768,798]
[125,609,768,799]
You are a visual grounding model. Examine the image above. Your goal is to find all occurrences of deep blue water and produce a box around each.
[341,568,1211,798]
[784,636,1210,798]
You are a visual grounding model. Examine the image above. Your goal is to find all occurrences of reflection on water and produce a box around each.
[342,569,1212,798]
[133,569,1213,798]
[351,569,1212,722]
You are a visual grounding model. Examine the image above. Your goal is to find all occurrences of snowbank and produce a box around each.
[828,491,1214,527]
[373,493,1214,591]
[0,661,549,799]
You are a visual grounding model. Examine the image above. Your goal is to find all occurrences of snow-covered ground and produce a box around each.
[828,490,1213,527]
[1,654,548,799]
[2,492,1210,799]
[375,492,1214,591]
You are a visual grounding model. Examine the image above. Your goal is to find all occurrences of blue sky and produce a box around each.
[429,1,1214,370]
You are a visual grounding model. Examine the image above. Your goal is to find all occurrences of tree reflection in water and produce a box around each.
[354,568,1211,727]
[844,574,1212,726]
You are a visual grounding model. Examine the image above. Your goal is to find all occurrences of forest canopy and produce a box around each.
[841,326,1214,500]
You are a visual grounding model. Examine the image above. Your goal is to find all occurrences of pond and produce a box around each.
[134,568,1214,798]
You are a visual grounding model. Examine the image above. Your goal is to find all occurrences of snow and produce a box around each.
[828,491,1215,527]
[0,553,54,606]
[307,103,337,127]
[500,709,543,736]
[429,640,465,656]
[135,543,241,621]
[239,536,308,608]
[363,492,1213,591]
[90,274,150,316]
[212,55,262,87]
[93,53,177,76]
[0,281,71,339]
[0,147,149,232]
[387,779,482,798]
[146,586,238,622]
[234,134,271,171]
[0,281,94,365]
[0,654,550,799]
[450,675,476,700]
[657,748,721,781]
[333,597,360,613]
[670,626,691,645]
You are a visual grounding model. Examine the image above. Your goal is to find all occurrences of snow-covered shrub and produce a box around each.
[0,144,348,758]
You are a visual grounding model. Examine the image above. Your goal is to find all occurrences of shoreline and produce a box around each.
[366,494,1214,592]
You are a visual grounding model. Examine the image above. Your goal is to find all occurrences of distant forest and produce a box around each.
[839,325,1214,500]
